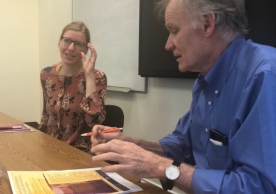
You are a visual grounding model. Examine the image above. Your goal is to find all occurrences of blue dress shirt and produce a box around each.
[159,36,276,193]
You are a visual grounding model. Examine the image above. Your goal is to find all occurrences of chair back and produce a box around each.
[24,122,39,129]
[101,105,124,129]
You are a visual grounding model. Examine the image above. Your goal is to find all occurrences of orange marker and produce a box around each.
[81,128,123,137]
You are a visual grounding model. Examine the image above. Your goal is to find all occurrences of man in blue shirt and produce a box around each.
[91,0,276,193]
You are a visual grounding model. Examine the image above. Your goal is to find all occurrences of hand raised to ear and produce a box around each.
[81,43,97,77]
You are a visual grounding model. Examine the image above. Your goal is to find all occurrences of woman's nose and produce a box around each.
[68,42,75,50]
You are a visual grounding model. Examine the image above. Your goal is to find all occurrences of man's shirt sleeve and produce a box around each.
[159,111,195,165]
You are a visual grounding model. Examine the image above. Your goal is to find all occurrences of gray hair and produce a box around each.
[155,0,248,38]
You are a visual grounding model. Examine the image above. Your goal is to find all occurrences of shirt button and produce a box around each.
[205,128,208,132]
[215,90,219,94]
[205,154,208,158]
[208,101,212,105]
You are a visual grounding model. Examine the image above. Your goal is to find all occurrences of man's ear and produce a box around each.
[203,12,216,37]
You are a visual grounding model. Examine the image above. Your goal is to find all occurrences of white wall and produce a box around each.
[2,0,194,140]
[105,78,194,140]
[38,0,72,70]
[0,0,40,122]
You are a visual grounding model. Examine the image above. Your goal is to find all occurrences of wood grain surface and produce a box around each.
[0,112,168,194]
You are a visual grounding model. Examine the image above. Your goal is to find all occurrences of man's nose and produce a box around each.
[165,38,175,51]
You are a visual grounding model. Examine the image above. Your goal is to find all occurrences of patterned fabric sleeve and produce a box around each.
[38,68,50,133]
[80,70,107,128]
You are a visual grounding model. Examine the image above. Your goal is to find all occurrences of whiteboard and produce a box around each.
[73,0,146,92]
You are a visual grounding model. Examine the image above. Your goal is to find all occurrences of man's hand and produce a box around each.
[91,139,171,178]
[90,125,132,148]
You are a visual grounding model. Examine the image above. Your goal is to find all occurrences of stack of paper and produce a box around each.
[8,168,143,194]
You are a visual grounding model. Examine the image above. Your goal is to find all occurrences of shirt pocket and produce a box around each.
[206,140,233,170]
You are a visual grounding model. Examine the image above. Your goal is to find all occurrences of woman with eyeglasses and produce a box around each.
[38,21,107,152]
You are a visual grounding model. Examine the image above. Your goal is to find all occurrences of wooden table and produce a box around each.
[0,112,168,194]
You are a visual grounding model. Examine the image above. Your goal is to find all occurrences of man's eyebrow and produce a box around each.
[165,23,176,30]
[165,21,172,28]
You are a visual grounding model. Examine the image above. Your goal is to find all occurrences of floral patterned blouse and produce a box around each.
[38,64,107,151]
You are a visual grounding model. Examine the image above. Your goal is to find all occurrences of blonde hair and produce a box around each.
[60,21,90,43]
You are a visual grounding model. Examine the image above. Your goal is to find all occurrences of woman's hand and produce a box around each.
[82,43,98,97]
[81,43,97,77]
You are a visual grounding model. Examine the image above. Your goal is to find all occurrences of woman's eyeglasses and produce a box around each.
[60,37,87,50]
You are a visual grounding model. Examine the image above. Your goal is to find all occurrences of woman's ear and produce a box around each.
[83,45,89,54]
[203,12,216,37]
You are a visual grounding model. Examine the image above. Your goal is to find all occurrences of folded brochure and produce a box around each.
[0,124,33,133]
[8,168,142,194]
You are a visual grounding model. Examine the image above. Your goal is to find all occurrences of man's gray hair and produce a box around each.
[155,0,248,37]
